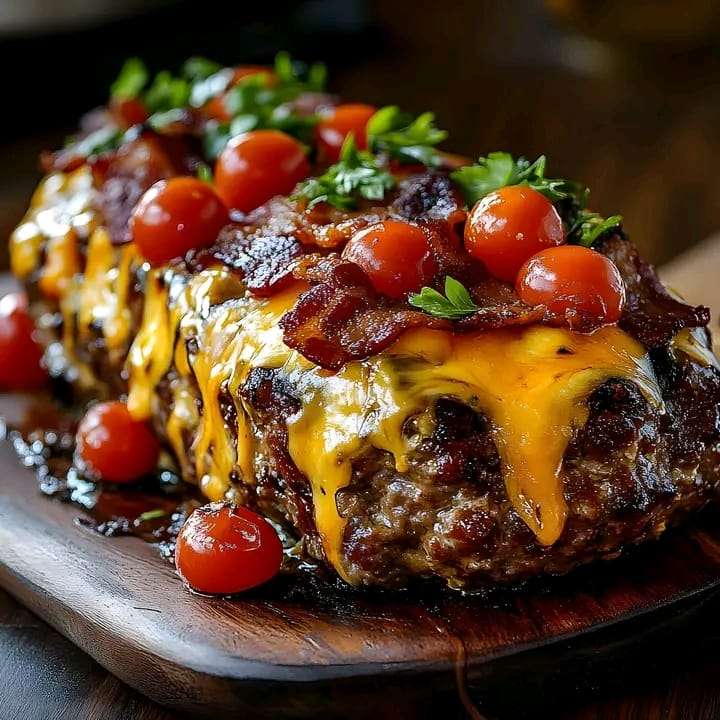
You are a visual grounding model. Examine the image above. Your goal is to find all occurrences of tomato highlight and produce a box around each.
[130,177,228,266]
[214,130,310,213]
[343,220,439,299]
[516,245,625,329]
[175,503,283,594]
[76,401,160,483]
[464,185,565,283]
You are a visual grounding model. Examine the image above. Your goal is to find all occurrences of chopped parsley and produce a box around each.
[367,105,447,166]
[201,53,327,157]
[109,53,327,155]
[196,162,214,184]
[570,211,623,247]
[181,56,222,83]
[409,276,480,320]
[135,509,167,524]
[293,135,395,210]
[451,151,622,246]
[143,71,191,113]
[110,57,148,100]
[110,57,191,114]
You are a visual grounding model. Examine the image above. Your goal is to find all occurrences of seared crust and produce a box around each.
[11,86,720,590]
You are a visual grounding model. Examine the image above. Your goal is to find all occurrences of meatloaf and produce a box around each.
[8,54,720,589]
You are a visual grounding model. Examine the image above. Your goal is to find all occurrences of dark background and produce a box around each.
[3,0,720,267]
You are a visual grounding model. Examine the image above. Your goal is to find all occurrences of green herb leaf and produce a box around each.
[409,276,480,320]
[147,107,187,130]
[569,212,623,247]
[451,151,622,246]
[181,56,222,82]
[135,509,167,524]
[367,106,447,166]
[201,53,324,157]
[110,57,148,100]
[143,70,191,114]
[293,135,395,210]
[196,162,214,184]
[274,51,326,92]
[450,152,554,205]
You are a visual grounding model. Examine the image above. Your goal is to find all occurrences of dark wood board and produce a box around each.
[2,438,720,719]
[1,244,719,719]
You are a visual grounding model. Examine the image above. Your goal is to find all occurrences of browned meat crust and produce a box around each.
[17,119,720,590]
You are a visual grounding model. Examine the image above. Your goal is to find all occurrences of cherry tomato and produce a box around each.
[203,66,275,122]
[464,185,565,283]
[130,177,228,266]
[516,245,625,328]
[0,293,46,391]
[343,220,438,299]
[110,97,149,128]
[175,503,283,594]
[316,103,377,163]
[214,130,310,213]
[76,401,160,483]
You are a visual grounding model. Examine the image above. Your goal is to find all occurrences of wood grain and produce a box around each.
[0,235,719,719]
[1,433,720,718]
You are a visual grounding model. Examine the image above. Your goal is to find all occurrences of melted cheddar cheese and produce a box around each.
[121,266,661,577]
[10,179,669,581]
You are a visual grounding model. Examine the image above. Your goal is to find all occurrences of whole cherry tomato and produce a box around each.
[343,220,439,299]
[175,503,283,594]
[76,401,160,483]
[0,293,46,391]
[214,130,310,213]
[464,185,564,282]
[130,177,228,266]
[316,103,377,163]
[516,245,625,329]
[110,97,149,128]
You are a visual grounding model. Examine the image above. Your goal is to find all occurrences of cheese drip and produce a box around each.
[10,168,97,284]
[121,268,660,577]
[9,176,666,577]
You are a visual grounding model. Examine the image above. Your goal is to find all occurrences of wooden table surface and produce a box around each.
[4,583,720,720]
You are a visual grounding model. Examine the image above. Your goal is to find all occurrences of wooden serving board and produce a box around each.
[0,240,719,719]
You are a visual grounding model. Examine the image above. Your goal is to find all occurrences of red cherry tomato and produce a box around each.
[214,130,310,213]
[110,97,149,128]
[516,245,625,329]
[343,220,439,299]
[130,177,228,266]
[464,185,565,282]
[175,503,283,594]
[0,293,46,391]
[316,103,377,163]
[76,401,160,483]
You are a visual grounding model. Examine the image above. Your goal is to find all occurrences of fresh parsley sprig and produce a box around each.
[570,211,623,247]
[409,276,479,320]
[109,53,326,153]
[451,151,622,246]
[201,53,326,157]
[294,135,395,210]
[367,105,447,166]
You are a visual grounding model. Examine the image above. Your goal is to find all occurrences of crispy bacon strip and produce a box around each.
[191,224,306,297]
